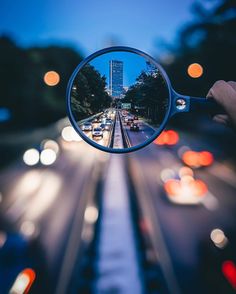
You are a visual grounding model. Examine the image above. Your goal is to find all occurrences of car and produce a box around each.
[126,117,134,126]
[100,123,106,130]
[105,118,113,124]
[105,123,112,131]
[81,122,92,131]
[130,122,139,131]
[92,117,101,124]
[92,127,103,138]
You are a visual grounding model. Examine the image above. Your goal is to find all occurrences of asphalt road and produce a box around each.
[0,116,236,293]
[0,137,109,293]
[123,119,156,146]
[127,121,236,294]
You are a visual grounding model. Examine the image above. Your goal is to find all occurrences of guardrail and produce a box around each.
[118,111,131,148]
[108,112,116,148]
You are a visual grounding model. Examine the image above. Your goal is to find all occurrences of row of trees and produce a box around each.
[71,64,112,121]
[160,0,236,97]
[123,71,169,124]
[0,36,82,129]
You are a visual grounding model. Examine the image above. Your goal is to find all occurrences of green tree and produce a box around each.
[71,64,112,121]
[161,0,236,96]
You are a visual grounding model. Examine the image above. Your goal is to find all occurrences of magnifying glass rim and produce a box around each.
[66,46,173,153]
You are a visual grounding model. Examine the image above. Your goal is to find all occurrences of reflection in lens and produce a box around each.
[69,50,170,151]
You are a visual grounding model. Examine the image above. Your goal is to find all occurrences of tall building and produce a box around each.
[109,60,123,98]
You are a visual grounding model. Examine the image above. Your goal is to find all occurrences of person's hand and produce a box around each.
[207,80,236,129]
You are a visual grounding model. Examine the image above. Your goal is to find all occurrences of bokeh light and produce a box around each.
[10,269,36,294]
[42,139,60,155]
[40,149,57,165]
[199,151,214,166]
[154,130,179,146]
[84,206,99,224]
[210,228,228,249]
[23,149,40,166]
[61,126,82,142]
[222,261,236,289]
[187,63,203,78]
[182,150,214,168]
[20,221,37,238]
[44,71,60,86]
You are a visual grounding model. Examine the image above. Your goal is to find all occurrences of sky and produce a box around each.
[0,0,196,57]
[90,51,150,87]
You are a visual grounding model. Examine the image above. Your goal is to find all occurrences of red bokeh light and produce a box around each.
[222,260,236,289]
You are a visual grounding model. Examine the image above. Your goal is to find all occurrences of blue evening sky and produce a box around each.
[90,52,152,87]
[0,0,196,57]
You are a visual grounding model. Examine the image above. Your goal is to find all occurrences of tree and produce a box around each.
[71,64,112,121]
[0,36,83,129]
[161,0,236,96]
[124,71,169,124]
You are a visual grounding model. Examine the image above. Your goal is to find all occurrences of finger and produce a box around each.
[206,80,236,111]
[213,114,229,125]
[228,81,236,92]
[206,80,227,99]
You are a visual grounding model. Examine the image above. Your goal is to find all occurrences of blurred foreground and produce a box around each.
[0,113,236,293]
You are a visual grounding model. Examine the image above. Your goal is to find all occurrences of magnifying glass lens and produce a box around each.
[68,49,170,153]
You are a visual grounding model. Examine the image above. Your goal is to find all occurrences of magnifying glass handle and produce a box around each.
[190,96,225,116]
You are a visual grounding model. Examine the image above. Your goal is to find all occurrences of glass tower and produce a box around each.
[109,60,123,98]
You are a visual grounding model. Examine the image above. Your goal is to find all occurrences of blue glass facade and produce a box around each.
[109,60,123,98]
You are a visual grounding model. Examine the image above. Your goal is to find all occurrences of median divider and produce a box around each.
[118,111,131,148]
[108,112,116,148]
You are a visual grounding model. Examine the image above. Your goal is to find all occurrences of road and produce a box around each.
[0,128,110,293]
[127,120,236,293]
[122,117,156,146]
[0,116,236,293]
[80,110,156,149]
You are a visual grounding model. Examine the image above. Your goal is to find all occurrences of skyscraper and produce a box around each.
[109,60,123,98]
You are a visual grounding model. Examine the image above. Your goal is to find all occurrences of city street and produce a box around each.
[0,116,236,293]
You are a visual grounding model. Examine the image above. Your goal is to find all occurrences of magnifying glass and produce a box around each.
[67,46,223,153]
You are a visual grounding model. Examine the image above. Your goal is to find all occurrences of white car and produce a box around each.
[92,127,103,138]
[81,122,92,131]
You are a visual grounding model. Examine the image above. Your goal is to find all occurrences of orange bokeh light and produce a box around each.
[166,130,179,145]
[182,150,214,168]
[44,71,60,86]
[154,130,179,146]
[182,151,200,167]
[24,268,36,293]
[10,268,36,294]
[193,180,208,197]
[164,179,181,196]
[164,178,208,198]
[187,63,203,78]
[199,151,214,166]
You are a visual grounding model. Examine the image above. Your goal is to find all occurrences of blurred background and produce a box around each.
[0,0,236,293]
